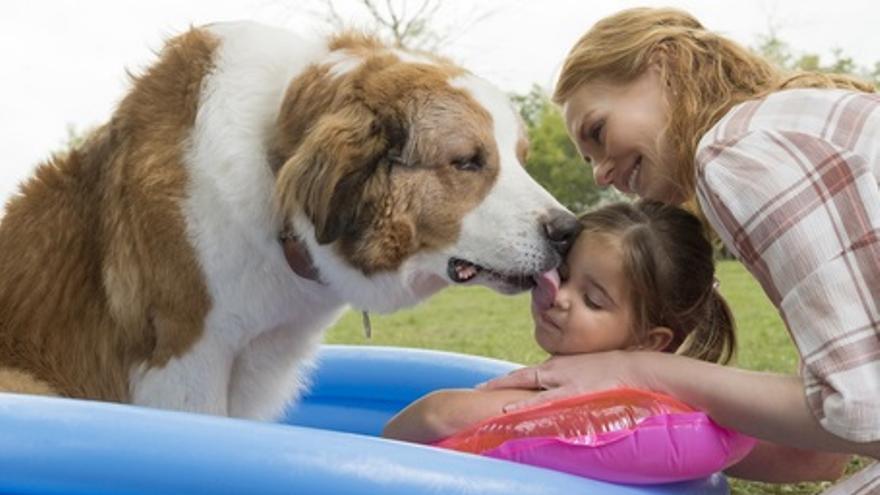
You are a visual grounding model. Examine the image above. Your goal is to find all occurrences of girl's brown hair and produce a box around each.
[578,200,735,364]
[553,7,874,202]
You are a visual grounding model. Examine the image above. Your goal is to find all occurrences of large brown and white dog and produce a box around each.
[0,22,577,420]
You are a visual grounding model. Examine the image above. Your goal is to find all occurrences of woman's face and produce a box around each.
[562,67,684,204]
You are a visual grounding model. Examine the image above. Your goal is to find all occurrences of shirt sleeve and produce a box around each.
[696,129,880,443]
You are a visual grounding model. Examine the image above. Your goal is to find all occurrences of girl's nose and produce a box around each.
[593,159,615,187]
[553,286,572,311]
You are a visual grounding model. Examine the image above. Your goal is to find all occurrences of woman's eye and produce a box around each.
[589,120,605,144]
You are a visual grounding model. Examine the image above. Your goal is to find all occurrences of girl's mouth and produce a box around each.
[541,313,559,330]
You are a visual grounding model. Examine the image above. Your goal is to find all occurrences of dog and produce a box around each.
[0,21,578,420]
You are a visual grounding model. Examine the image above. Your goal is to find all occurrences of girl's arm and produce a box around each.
[382,388,537,444]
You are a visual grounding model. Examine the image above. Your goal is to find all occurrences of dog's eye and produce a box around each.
[452,155,483,172]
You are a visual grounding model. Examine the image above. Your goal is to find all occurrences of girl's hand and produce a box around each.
[478,351,655,412]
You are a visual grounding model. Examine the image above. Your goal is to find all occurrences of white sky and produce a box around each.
[2,0,878,204]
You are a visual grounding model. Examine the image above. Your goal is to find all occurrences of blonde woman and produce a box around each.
[482,8,879,491]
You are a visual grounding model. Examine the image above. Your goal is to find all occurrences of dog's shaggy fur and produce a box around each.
[0,22,576,420]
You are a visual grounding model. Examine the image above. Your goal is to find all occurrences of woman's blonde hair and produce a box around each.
[553,7,874,202]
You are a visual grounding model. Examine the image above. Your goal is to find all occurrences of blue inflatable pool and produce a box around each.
[0,345,729,494]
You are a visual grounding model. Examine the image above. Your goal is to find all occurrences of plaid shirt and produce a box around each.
[696,88,880,492]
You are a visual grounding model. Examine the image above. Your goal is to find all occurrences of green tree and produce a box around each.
[754,32,879,87]
[512,86,605,213]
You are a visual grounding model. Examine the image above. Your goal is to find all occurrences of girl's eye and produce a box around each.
[583,293,602,310]
[589,120,605,144]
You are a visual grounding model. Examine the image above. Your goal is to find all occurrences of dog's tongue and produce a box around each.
[531,269,560,311]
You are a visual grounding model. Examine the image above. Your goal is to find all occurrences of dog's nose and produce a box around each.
[542,210,581,256]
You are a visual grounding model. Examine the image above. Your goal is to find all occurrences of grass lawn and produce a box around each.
[325,260,866,495]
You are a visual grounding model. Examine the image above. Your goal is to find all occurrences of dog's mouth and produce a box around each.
[447,257,538,292]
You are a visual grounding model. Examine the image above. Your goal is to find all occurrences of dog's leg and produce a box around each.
[130,330,233,416]
[227,325,323,421]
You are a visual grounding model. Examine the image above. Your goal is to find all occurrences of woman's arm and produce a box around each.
[482,351,880,459]
[382,388,537,444]
[694,128,880,451]
[724,440,850,483]
[635,352,880,459]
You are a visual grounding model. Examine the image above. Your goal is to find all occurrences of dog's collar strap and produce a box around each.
[279,228,322,283]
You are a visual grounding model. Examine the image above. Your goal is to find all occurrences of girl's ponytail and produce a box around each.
[676,288,736,365]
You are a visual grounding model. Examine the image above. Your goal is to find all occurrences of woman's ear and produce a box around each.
[640,326,675,352]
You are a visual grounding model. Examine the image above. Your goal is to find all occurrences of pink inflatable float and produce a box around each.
[436,388,755,484]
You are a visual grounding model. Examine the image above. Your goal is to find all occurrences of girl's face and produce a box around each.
[562,67,684,204]
[531,233,637,355]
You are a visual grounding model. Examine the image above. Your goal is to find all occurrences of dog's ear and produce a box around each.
[275,103,406,245]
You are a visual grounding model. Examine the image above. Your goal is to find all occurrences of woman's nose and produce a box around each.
[593,159,615,187]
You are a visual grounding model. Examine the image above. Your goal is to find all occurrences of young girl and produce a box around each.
[383,200,735,444]
[481,7,877,489]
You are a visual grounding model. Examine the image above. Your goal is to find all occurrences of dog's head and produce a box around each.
[272,34,579,312]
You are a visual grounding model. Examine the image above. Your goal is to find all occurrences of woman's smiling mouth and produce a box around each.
[625,156,642,194]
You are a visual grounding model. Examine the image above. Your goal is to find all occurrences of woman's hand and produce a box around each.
[478,351,655,412]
